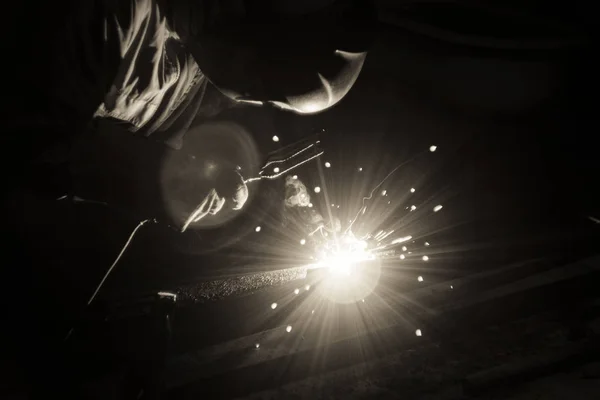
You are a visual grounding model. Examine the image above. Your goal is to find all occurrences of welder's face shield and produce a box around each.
[190,5,373,114]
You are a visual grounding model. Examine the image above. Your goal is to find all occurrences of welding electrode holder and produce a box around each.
[245,128,325,184]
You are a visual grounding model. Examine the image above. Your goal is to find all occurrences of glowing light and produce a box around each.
[425,241,430,246]
[255,343,260,348]
[300,239,306,245]
[294,288,300,295]
[410,188,416,193]
[337,205,340,208]
[255,226,261,232]
[325,162,331,168]
[332,203,335,207]
[416,329,422,337]
[418,276,424,282]
[358,167,363,172]
[273,167,280,173]
[381,189,387,196]
[422,255,429,261]
[308,203,313,208]
[314,186,321,193]
[305,284,310,291]
[286,325,292,333]
[410,205,417,211]
[434,205,443,212]
[271,302,277,309]
[387,201,391,204]
[293,175,298,179]
[450,285,454,289]
[311,310,315,314]
[429,145,437,152]
[272,135,280,142]
[400,254,405,260]
[392,236,412,245]
[402,246,407,252]
[362,299,365,303]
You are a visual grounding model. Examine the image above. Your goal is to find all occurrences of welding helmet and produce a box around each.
[189,0,377,114]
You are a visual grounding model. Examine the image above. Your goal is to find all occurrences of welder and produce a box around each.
[3,1,376,398]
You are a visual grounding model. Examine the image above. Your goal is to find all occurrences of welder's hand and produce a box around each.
[180,169,248,232]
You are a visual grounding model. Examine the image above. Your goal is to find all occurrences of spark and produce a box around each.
[332,203,335,207]
[272,135,280,142]
[300,239,306,245]
[294,288,300,295]
[255,226,261,232]
[391,235,412,244]
[410,205,417,211]
[314,186,321,193]
[293,175,298,179]
[433,205,443,212]
[416,329,422,337]
[400,254,405,260]
[450,285,454,289]
[410,188,415,193]
[402,246,407,251]
[255,343,260,348]
[305,284,310,291]
[312,310,315,314]
[422,255,429,261]
[308,203,313,208]
[362,299,365,303]
[429,145,437,152]
[271,302,278,309]
[273,167,280,173]
[286,325,293,333]
[381,189,387,196]
[337,205,340,208]
[358,167,363,171]
[418,276,424,282]
[425,241,430,246]
[325,162,331,168]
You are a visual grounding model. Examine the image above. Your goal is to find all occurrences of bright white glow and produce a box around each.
[381,189,387,196]
[425,242,430,246]
[402,246,407,252]
[255,226,261,232]
[271,302,277,309]
[416,329,422,337]
[286,325,292,333]
[434,205,443,212]
[429,145,437,152]
[300,239,306,245]
[392,236,412,245]
[400,254,405,260]
[293,175,298,179]
[362,299,365,303]
[331,203,335,207]
[358,167,363,171]
[410,188,416,193]
[314,186,321,193]
[418,275,424,282]
[337,205,340,208]
[422,255,429,261]
[255,343,260,348]
[408,251,412,254]
[272,135,280,142]
[410,205,417,211]
[273,167,280,173]
[308,203,313,208]
[387,201,391,204]
[305,284,310,291]
[450,285,454,289]
[294,288,300,295]
[325,162,331,168]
